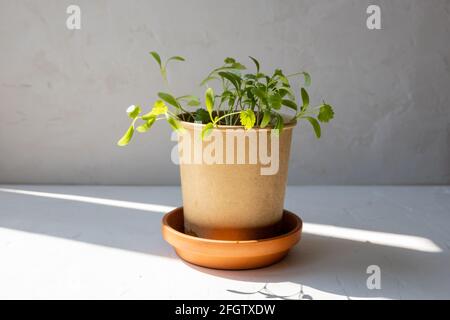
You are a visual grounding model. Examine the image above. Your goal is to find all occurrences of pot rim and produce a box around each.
[179,117,297,131]
[162,208,302,245]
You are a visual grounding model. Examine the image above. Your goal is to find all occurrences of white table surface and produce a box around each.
[0,185,449,300]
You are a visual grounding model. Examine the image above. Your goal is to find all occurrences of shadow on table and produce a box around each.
[0,185,449,299]
[187,231,450,299]
[0,185,178,258]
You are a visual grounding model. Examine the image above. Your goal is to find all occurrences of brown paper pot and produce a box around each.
[177,120,295,240]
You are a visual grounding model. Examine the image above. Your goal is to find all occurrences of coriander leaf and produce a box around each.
[281,99,297,111]
[205,87,214,116]
[230,62,246,70]
[303,72,311,86]
[240,109,256,130]
[286,71,311,86]
[199,75,218,86]
[177,95,201,107]
[269,93,282,110]
[317,104,334,123]
[278,87,295,99]
[260,110,271,128]
[166,116,184,132]
[305,116,321,138]
[150,100,168,116]
[166,56,185,63]
[272,113,284,136]
[218,71,241,91]
[301,87,309,110]
[137,116,156,133]
[117,125,134,146]
[224,57,236,64]
[149,51,162,69]
[188,99,200,107]
[248,56,260,73]
[194,108,210,123]
[252,87,268,106]
[126,105,141,119]
[158,92,181,110]
[201,122,214,139]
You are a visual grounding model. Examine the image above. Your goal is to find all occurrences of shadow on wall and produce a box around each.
[0,186,449,299]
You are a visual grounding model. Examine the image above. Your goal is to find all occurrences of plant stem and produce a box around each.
[213,111,241,125]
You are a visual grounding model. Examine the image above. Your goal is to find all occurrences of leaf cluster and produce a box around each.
[118,52,334,146]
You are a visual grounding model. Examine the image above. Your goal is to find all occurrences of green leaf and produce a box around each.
[150,100,168,115]
[219,90,233,103]
[252,87,268,106]
[126,105,141,119]
[286,71,311,86]
[317,104,335,123]
[269,93,282,110]
[303,72,311,86]
[177,95,200,107]
[199,75,218,86]
[202,122,214,140]
[137,116,156,133]
[245,88,254,101]
[278,87,295,99]
[141,113,153,120]
[260,110,271,128]
[218,71,241,91]
[305,116,321,138]
[224,57,236,64]
[240,109,256,130]
[194,109,210,123]
[273,69,283,77]
[248,56,260,73]
[187,99,200,107]
[200,64,245,86]
[301,87,309,109]
[205,87,214,116]
[167,56,185,63]
[279,75,290,86]
[163,56,185,76]
[149,51,162,69]
[273,113,284,136]
[167,117,184,132]
[272,69,290,86]
[228,95,236,107]
[230,62,246,70]
[142,101,165,120]
[158,92,181,110]
[177,95,195,100]
[256,72,266,79]
[117,125,134,146]
[281,99,297,111]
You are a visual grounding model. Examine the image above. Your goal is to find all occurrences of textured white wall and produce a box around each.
[0,0,449,185]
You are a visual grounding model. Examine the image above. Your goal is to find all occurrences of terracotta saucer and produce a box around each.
[162,207,302,270]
